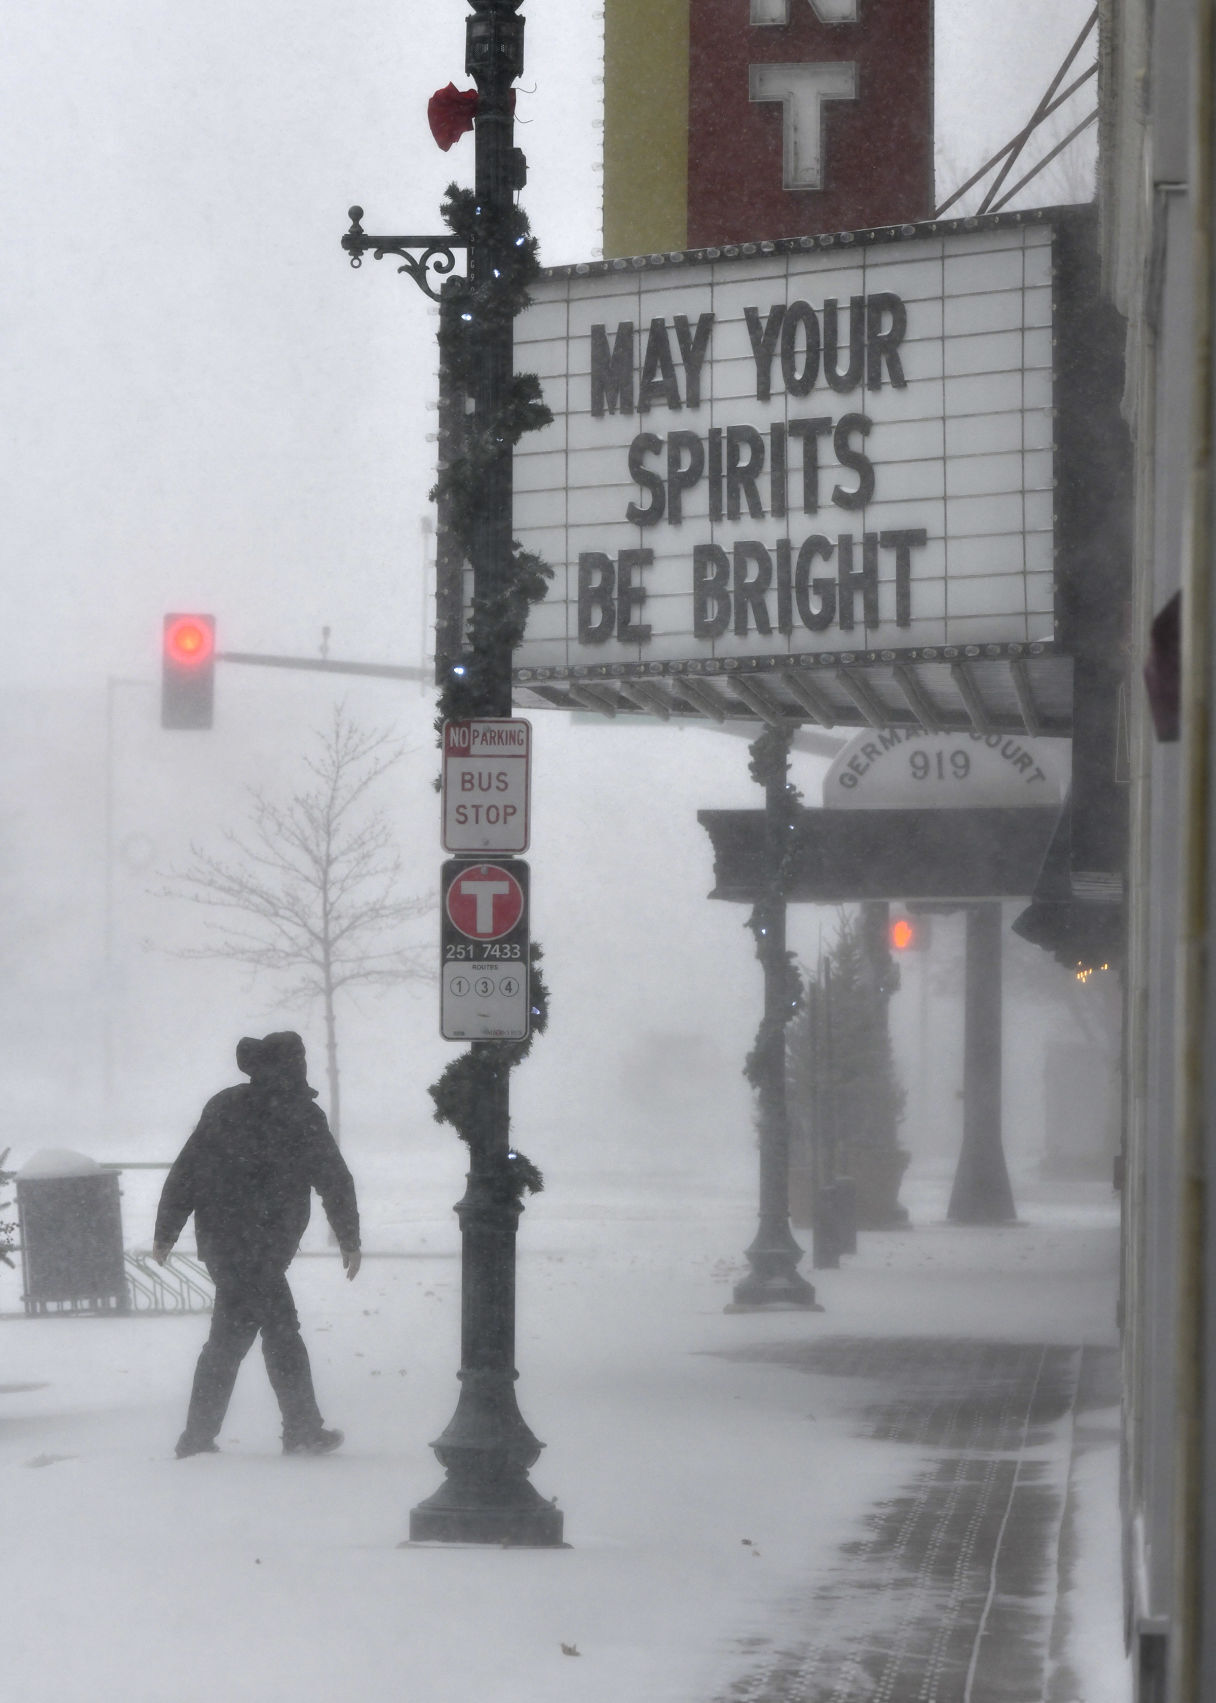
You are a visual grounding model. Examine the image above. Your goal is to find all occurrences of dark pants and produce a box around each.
[182,1260,323,1446]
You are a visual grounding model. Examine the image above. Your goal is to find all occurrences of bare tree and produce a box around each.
[159,704,432,1142]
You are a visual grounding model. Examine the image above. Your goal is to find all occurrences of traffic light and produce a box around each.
[161,614,215,729]
[889,911,930,952]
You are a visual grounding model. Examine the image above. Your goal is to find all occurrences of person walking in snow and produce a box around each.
[153,1031,361,1459]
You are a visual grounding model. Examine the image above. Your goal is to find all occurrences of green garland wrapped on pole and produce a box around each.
[430,182,553,735]
[427,178,551,1208]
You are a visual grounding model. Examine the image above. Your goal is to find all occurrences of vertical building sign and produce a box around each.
[689,0,934,246]
[604,0,934,257]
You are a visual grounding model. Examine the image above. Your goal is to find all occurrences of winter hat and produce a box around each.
[236,1031,308,1081]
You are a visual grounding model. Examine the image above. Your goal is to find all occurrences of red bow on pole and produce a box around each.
[428,83,480,151]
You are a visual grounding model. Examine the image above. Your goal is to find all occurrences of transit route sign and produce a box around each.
[442,719,531,854]
[440,859,530,1041]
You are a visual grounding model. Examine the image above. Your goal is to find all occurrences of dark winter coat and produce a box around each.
[154,1080,360,1269]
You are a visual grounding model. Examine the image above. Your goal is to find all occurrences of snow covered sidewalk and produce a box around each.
[0,1162,1126,1703]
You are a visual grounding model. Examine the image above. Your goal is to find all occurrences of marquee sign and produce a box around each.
[509,216,1052,657]
[434,210,1096,736]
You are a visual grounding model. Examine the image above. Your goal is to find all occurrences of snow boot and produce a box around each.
[175,1434,220,1459]
[282,1426,344,1456]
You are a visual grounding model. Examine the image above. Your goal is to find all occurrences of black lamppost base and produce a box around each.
[727,1268,820,1311]
[729,1213,819,1310]
[408,1363,565,1548]
[409,1479,565,1547]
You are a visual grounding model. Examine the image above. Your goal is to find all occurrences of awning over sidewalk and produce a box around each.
[698,804,1063,903]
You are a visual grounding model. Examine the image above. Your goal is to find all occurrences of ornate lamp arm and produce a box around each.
[341,207,469,301]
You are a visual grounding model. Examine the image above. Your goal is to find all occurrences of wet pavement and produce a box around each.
[708,1337,1117,1703]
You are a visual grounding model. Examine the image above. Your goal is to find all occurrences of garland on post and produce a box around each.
[742,727,803,1093]
[427,183,552,1199]
[433,185,553,731]
[429,946,549,1198]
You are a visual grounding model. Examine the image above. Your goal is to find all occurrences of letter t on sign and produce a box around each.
[749,62,857,190]
[461,878,510,935]
[751,0,859,23]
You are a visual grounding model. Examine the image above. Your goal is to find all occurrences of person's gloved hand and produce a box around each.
[342,1248,362,1281]
[152,1243,170,1266]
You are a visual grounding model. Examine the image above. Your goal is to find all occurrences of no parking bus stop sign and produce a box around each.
[440,859,530,1041]
[442,719,531,854]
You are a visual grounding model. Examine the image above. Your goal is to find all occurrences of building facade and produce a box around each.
[1099,1,1215,1697]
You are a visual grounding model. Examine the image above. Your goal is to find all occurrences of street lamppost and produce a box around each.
[948,902,1016,1224]
[343,0,562,1547]
[729,727,818,1310]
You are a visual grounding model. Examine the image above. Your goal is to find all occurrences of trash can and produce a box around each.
[16,1149,128,1316]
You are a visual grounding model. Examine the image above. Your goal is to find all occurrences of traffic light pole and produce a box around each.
[344,0,561,1547]
[216,651,431,683]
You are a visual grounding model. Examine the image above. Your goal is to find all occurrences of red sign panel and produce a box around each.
[444,862,527,941]
[687,0,934,247]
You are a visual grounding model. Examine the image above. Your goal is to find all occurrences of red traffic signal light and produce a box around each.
[161,614,215,729]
